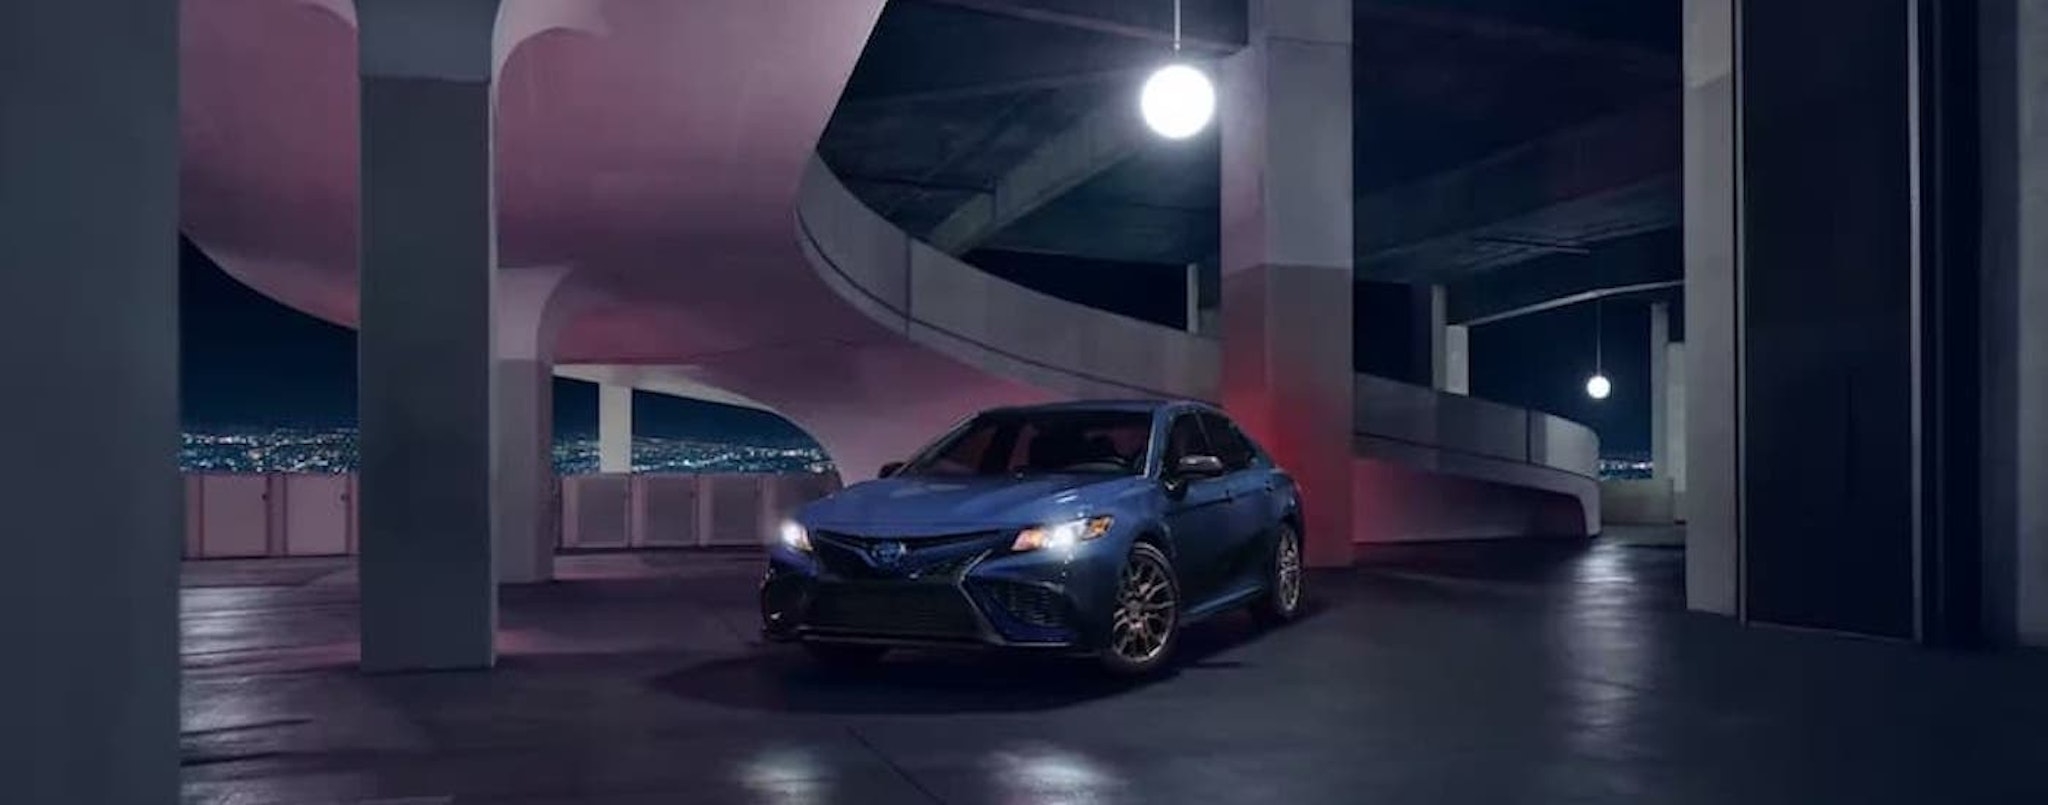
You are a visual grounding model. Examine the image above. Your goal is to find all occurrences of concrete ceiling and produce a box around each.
[818,0,1681,289]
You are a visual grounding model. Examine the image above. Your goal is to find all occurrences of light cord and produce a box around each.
[1173,0,1182,52]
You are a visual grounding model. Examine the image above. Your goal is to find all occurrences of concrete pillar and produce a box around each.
[356,0,504,672]
[1221,0,1354,567]
[1981,0,2048,646]
[1425,285,1450,390]
[1649,302,1672,481]
[599,383,633,473]
[1444,324,1471,395]
[495,267,578,584]
[0,2,179,800]
[1682,0,1740,616]
[1666,341,1689,514]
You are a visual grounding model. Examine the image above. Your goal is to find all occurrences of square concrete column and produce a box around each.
[1981,0,2048,646]
[1649,303,1672,481]
[599,382,633,473]
[1221,0,1354,567]
[0,2,180,801]
[1443,324,1471,396]
[356,0,504,671]
[1683,0,1740,616]
[1423,285,1450,390]
[495,267,576,584]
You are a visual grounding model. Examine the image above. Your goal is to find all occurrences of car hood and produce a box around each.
[798,474,1148,535]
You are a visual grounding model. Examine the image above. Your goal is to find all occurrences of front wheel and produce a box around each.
[1251,523,1304,626]
[1098,543,1180,676]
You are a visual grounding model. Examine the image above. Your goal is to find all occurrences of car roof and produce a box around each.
[984,398,1217,416]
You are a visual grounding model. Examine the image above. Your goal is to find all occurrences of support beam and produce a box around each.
[1222,0,1354,568]
[599,383,633,473]
[1357,96,1680,284]
[1354,2,1677,78]
[926,99,1147,254]
[905,0,1240,53]
[356,0,504,672]
[0,1,180,800]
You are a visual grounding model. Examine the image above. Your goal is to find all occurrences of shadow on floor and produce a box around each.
[651,604,1328,715]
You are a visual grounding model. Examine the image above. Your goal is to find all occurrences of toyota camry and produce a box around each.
[760,400,1305,675]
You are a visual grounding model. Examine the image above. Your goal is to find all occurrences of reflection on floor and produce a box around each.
[182,540,2048,804]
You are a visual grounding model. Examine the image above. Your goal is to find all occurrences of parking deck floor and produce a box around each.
[181,536,2048,804]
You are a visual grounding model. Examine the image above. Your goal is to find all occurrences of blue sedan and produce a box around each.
[760,400,1306,675]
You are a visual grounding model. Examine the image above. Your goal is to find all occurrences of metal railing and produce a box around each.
[182,472,841,560]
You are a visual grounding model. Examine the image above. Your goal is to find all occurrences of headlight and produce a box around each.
[1012,516,1113,552]
[778,520,812,552]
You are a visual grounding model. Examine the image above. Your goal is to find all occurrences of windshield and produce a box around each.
[899,410,1153,477]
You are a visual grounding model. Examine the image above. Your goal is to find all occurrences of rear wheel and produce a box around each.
[1098,543,1180,676]
[802,642,888,668]
[1251,523,1304,626]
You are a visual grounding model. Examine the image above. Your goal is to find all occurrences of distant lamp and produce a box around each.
[1141,63,1215,139]
[1585,374,1612,400]
[1139,0,1214,140]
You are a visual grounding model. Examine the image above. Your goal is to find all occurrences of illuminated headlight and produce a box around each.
[1012,516,1114,552]
[778,520,812,552]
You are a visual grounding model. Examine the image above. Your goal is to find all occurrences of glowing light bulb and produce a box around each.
[1585,374,1612,400]
[1140,63,1216,139]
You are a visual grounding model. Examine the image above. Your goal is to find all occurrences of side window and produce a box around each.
[1198,412,1255,471]
[1163,413,1212,467]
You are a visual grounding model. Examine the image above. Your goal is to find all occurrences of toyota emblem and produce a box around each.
[871,541,907,565]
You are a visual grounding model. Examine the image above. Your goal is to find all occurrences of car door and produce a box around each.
[1198,411,1273,595]
[1159,411,1235,601]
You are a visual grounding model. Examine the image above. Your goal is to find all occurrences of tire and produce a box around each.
[1250,523,1304,626]
[1098,542,1181,676]
[802,642,888,668]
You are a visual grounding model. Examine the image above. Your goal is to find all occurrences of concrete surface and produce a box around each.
[181,545,2048,803]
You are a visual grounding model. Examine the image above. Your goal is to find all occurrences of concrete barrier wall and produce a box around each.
[1351,374,1602,539]
[183,472,840,559]
[798,157,1220,401]
[1601,478,1678,525]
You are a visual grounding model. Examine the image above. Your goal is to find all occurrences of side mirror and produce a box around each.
[878,461,905,478]
[1174,454,1226,479]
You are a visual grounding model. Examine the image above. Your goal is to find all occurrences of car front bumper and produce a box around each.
[760,529,1125,651]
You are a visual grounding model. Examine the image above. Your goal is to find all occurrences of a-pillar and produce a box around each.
[1981,0,2048,646]
[356,0,504,671]
[497,268,579,584]
[599,383,633,473]
[1222,0,1354,567]
[0,2,179,800]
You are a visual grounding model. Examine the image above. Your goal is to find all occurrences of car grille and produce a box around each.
[811,530,999,581]
[806,584,981,638]
[973,580,1069,629]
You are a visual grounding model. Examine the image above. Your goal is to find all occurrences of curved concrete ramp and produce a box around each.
[178,0,1596,544]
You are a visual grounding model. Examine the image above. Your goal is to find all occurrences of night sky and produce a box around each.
[181,237,1654,456]
[179,238,814,444]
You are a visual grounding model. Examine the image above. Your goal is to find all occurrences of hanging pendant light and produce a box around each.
[1140,0,1215,139]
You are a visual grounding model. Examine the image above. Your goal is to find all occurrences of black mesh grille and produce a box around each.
[977,580,1069,628]
[806,584,980,638]
[811,531,999,580]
